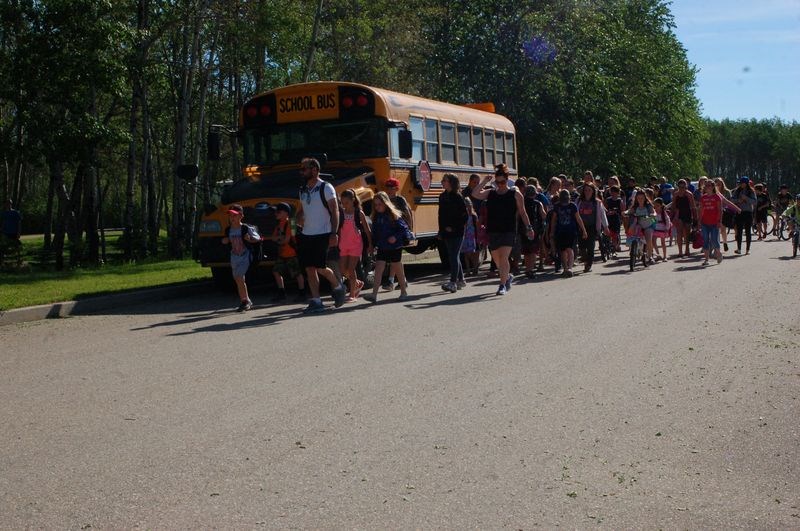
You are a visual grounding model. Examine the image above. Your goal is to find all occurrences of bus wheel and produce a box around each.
[405,240,431,255]
[211,266,235,290]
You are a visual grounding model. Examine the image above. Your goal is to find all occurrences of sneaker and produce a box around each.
[716,253,723,264]
[381,282,395,292]
[525,270,536,280]
[456,280,467,290]
[496,284,507,296]
[398,293,410,302]
[504,274,514,291]
[702,260,709,266]
[302,300,326,314]
[734,249,741,255]
[332,285,346,308]
[441,282,456,293]
[560,270,569,278]
[363,293,377,303]
[565,270,574,278]
[236,300,252,312]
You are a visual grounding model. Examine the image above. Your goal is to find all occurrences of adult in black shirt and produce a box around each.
[438,173,468,292]
[472,164,535,296]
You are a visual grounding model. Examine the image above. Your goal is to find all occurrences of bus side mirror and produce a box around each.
[207,130,222,161]
[398,130,412,159]
[177,164,199,181]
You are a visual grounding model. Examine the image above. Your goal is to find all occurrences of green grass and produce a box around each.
[0,233,211,311]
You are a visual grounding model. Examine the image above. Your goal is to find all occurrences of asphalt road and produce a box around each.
[1,238,799,528]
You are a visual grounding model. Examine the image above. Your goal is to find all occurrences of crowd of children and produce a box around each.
[221,164,800,312]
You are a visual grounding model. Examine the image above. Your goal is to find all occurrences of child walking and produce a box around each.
[363,192,413,303]
[652,198,672,261]
[221,204,260,312]
[461,197,480,276]
[268,202,305,302]
[338,189,372,302]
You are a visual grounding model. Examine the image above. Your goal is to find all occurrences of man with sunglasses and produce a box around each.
[296,157,346,313]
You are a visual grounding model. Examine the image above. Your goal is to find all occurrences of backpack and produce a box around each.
[226,223,262,262]
[524,196,544,235]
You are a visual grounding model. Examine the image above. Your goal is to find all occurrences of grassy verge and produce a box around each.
[0,234,211,311]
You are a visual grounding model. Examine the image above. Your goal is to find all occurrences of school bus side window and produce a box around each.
[484,129,495,167]
[472,127,484,167]
[495,131,505,164]
[425,118,440,163]
[505,132,516,169]
[410,117,424,161]
[457,125,471,166]
[441,121,456,163]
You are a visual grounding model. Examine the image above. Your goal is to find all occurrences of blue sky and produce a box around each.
[670,0,800,122]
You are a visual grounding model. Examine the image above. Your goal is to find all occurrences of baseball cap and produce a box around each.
[275,202,291,214]
[739,176,750,184]
[227,204,243,215]
[385,178,400,188]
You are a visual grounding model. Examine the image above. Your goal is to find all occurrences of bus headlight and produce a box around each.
[199,220,222,234]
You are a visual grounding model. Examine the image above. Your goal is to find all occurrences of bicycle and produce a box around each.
[784,216,799,258]
[598,231,616,262]
[625,225,648,272]
[774,215,789,241]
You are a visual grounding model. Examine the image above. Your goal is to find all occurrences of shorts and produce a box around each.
[607,215,621,234]
[755,210,769,223]
[555,231,577,251]
[230,250,251,278]
[375,248,402,263]
[520,235,540,255]
[488,232,516,251]
[701,223,720,250]
[653,230,670,240]
[272,255,301,279]
[297,233,330,269]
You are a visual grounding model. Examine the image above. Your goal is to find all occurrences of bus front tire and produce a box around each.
[211,266,235,291]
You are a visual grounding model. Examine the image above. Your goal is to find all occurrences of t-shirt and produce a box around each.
[577,200,597,228]
[273,219,297,259]
[554,202,578,234]
[776,192,793,209]
[700,193,722,225]
[1,209,21,236]
[229,226,246,256]
[782,204,800,219]
[756,193,771,211]
[605,197,623,218]
[659,183,674,204]
[299,180,336,236]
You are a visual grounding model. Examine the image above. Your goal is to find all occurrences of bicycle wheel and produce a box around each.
[765,215,775,237]
[629,240,637,271]
[778,220,788,241]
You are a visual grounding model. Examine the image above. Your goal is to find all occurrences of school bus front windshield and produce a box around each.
[242,117,389,166]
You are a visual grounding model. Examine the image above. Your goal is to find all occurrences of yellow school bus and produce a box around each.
[198,81,517,284]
